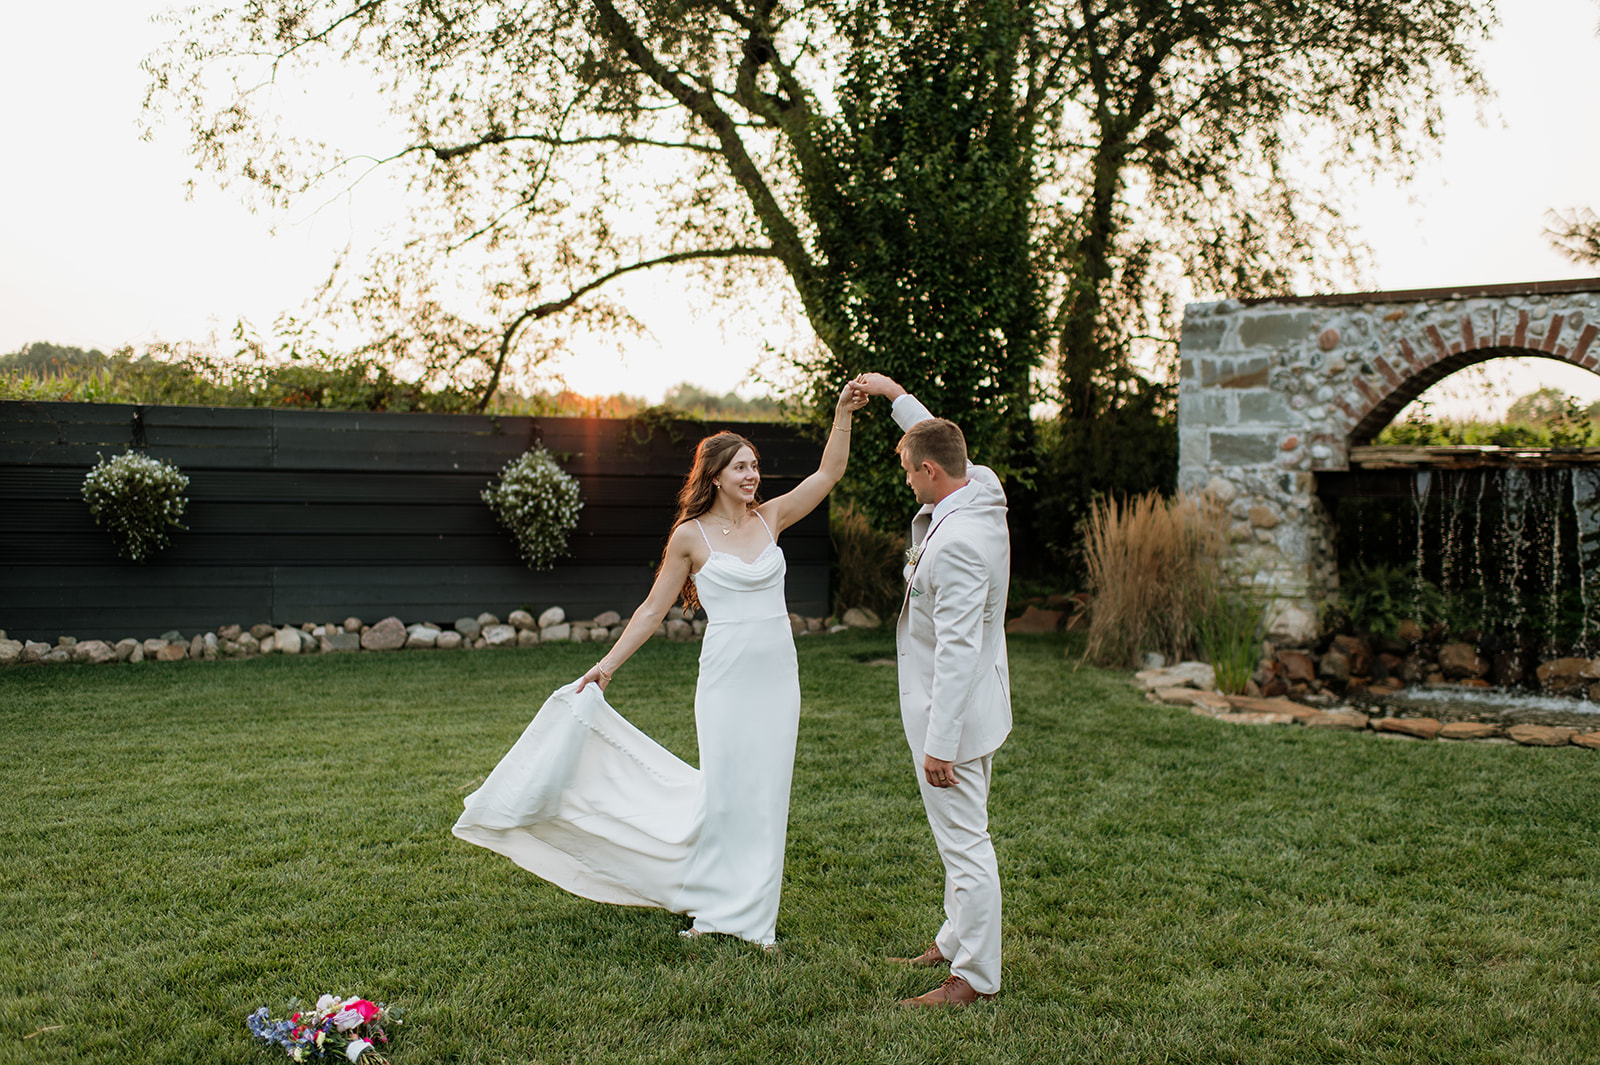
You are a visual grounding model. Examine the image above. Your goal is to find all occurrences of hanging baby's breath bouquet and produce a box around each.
[482,447,583,570]
[81,451,189,562]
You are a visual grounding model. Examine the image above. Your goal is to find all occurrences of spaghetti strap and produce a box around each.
[691,519,714,551]
[753,510,776,545]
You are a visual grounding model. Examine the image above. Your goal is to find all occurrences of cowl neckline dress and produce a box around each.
[452,531,800,945]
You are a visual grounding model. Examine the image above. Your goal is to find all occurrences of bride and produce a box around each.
[453,380,869,946]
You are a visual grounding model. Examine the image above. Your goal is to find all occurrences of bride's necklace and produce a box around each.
[707,511,745,536]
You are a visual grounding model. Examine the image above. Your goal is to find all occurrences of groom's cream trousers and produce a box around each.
[917,752,1001,995]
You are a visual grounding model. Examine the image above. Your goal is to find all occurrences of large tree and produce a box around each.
[147,0,1493,535]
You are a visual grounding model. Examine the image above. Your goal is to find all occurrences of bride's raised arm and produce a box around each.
[575,523,699,692]
[762,379,868,534]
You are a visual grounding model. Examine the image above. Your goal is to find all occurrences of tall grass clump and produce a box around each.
[1193,593,1264,694]
[1082,491,1229,668]
[829,500,905,619]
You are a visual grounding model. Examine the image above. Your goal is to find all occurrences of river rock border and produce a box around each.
[1137,662,1600,749]
[0,605,887,667]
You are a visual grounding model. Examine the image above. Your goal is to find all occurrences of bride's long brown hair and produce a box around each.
[668,431,761,612]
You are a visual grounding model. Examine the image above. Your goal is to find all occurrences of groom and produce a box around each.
[854,373,1011,1008]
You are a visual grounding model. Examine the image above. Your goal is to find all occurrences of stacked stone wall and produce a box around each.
[1178,283,1600,645]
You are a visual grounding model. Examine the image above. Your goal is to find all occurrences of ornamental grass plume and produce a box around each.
[1081,490,1230,669]
[80,451,190,562]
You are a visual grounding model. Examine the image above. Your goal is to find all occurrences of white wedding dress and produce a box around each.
[452,515,800,945]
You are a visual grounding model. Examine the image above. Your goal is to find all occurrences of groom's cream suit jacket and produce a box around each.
[891,395,1012,764]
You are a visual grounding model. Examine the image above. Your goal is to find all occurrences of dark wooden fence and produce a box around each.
[0,401,828,641]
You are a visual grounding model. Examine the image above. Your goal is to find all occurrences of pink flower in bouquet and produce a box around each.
[348,1000,381,1023]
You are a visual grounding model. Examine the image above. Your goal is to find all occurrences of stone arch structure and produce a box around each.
[1178,277,1600,644]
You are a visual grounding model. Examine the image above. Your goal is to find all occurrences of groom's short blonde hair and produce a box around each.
[898,418,968,478]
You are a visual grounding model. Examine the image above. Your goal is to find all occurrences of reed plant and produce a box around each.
[1193,593,1264,694]
[1081,491,1229,668]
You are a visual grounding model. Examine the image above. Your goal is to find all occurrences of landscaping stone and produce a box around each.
[1318,650,1351,682]
[343,617,363,633]
[250,624,275,640]
[1437,643,1489,679]
[1223,694,1321,722]
[114,638,140,662]
[143,638,167,656]
[361,617,407,651]
[238,633,260,654]
[277,627,303,655]
[155,642,188,662]
[535,606,564,628]
[1536,657,1594,692]
[478,612,502,627]
[1005,606,1064,634]
[1571,731,1600,750]
[191,634,208,659]
[1304,709,1370,731]
[259,635,277,654]
[74,640,118,665]
[483,624,518,647]
[1154,687,1232,713]
[405,626,440,649]
[454,617,482,639]
[218,624,243,641]
[789,613,806,637]
[1507,724,1578,747]
[1276,650,1315,684]
[22,642,49,663]
[542,623,571,643]
[43,648,72,664]
[517,629,541,648]
[1329,635,1372,677]
[569,626,590,643]
[666,619,693,641]
[436,630,464,650]
[1134,661,1215,691]
[0,639,22,666]
[594,610,622,628]
[1215,710,1298,726]
[473,636,487,649]
[509,610,535,631]
[1439,721,1501,741]
[1373,717,1441,740]
[843,607,881,629]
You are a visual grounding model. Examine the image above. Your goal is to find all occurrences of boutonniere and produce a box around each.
[905,543,924,568]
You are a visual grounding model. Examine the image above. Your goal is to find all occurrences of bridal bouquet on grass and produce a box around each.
[247,994,400,1063]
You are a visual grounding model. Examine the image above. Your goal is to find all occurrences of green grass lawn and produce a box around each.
[1,633,1597,1064]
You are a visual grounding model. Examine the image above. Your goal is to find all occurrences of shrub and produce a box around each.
[81,452,190,562]
[1081,491,1228,668]
[829,501,905,619]
[482,448,584,570]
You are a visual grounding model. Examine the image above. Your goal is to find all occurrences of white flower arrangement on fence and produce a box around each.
[482,447,584,570]
[80,451,190,562]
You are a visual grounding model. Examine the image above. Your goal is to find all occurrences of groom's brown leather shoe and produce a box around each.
[889,944,947,967]
[899,975,996,1008]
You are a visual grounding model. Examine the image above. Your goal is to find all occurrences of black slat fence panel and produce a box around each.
[0,402,830,640]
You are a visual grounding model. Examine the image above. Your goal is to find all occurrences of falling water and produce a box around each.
[1413,470,1432,625]
[1500,468,1530,637]
[1573,469,1600,651]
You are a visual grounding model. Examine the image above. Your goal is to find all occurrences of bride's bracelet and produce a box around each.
[593,663,615,682]
[832,423,851,433]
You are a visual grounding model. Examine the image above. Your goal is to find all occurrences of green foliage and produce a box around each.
[481,448,584,570]
[1335,563,1447,639]
[1547,206,1600,267]
[80,452,190,562]
[5,639,1600,1063]
[0,340,108,372]
[661,383,783,422]
[1193,593,1264,695]
[1376,391,1600,448]
[828,500,905,619]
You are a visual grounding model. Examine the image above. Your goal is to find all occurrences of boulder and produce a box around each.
[259,635,277,655]
[155,642,188,662]
[1396,619,1424,643]
[1373,716,1441,740]
[203,633,220,659]
[483,624,518,647]
[143,638,168,656]
[1134,662,1215,691]
[542,623,571,643]
[1571,731,1600,750]
[361,617,408,651]
[237,633,260,654]
[806,617,825,633]
[0,638,25,666]
[1439,721,1501,741]
[842,607,881,629]
[75,640,118,665]
[1437,642,1489,679]
[436,630,464,650]
[454,617,482,640]
[517,629,541,648]
[1154,687,1231,714]
[43,648,73,664]
[594,610,622,628]
[1215,711,1298,726]
[535,606,564,628]
[276,627,303,655]
[1536,657,1593,693]
[1317,650,1351,683]
[509,610,535,631]
[343,617,363,633]
[666,619,693,641]
[1276,650,1316,684]
[1005,606,1065,635]
[693,620,707,637]
[478,612,502,627]
[789,613,806,637]
[114,638,141,662]
[191,634,208,660]
[1222,695,1321,722]
[217,624,243,642]
[22,641,50,664]
[1506,724,1578,747]
[405,625,441,649]
[569,626,590,644]
[1329,635,1372,677]
[250,624,276,640]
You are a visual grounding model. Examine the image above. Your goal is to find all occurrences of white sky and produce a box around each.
[2,0,1598,410]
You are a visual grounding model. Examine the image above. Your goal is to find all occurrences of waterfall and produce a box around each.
[1573,469,1600,651]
